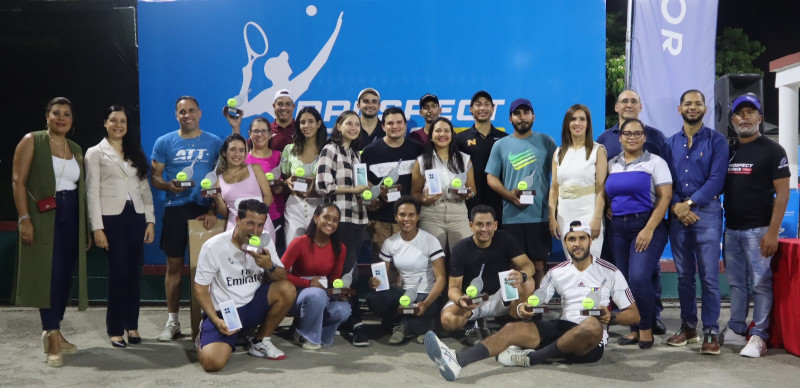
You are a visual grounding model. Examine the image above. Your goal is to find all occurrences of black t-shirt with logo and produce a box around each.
[449,230,523,295]
[724,136,790,230]
[360,138,423,223]
[455,125,508,222]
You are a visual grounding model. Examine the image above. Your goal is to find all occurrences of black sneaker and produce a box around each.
[462,320,482,346]
[477,318,491,338]
[352,324,369,347]
[653,319,667,335]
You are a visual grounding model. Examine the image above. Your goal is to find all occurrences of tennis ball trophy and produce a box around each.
[200,172,219,197]
[292,162,315,193]
[448,163,473,197]
[172,161,196,188]
[327,270,356,300]
[381,160,402,203]
[465,264,489,306]
[223,96,244,119]
[580,288,602,317]
[397,278,423,315]
[524,288,549,314]
[514,167,538,205]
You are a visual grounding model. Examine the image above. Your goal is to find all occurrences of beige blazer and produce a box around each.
[85,138,155,231]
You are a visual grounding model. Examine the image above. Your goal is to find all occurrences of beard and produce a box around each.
[361,111,377,119]
[513,121,532,134]
[681,111,705,125]
[568,246,590,262]
[734,123,759,138]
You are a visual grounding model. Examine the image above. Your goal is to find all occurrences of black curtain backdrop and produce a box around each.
[0,0,139,220]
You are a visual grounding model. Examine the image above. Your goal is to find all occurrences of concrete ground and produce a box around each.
[0,304,797,387]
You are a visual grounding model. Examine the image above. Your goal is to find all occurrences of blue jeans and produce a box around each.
[669,198,722,334]
[290,287,351,345]
[612,212,668,332]
[724,226,773,340]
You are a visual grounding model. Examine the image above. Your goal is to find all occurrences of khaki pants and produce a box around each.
[419,200,471,256]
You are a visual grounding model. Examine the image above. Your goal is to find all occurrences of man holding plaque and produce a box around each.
[486,98,556,286]
[440,205,535,345]
[361,106,424,263]
[194,200,295,372]
[366,196,446,344]
[151,96,222,341]
[425,221,639,381]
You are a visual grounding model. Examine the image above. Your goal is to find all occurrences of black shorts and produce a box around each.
[533,319,604,364]
[504,222,551,261]
[160,203,210,258]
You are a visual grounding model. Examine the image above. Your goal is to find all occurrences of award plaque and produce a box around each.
[514,167,539,205]
[525,288,549,314]
[265,165,283,187]
[580,288,602,317]
[448,162,472,196]
[327,271,356,301]
[465,264,488,306]
[223,97,244,119]
[397,278,423,315]
[200,172,219,197]
[173,160,196,188]
[382,161,402,202]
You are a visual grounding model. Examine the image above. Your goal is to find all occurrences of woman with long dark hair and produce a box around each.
[12,97,89,367]
[85,105,155,348]
[315,110,370,346]
[411,117,475,254]
[548,104,607,257]
[280,203,351,349]
[281,107,328,243]
[212,133,274,231]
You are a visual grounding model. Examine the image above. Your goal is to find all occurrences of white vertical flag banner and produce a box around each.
[630,0,719,137]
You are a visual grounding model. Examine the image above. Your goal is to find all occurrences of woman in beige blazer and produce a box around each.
[85,105,155,348]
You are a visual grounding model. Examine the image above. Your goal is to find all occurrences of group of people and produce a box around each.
[11,86,789,377]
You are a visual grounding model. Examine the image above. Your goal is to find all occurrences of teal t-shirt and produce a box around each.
[485,132,556,224]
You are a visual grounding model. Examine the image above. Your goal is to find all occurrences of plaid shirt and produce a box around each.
[316,143,367,225]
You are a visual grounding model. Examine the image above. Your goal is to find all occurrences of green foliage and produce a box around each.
[716,27,766,77]
[606,12,626,128]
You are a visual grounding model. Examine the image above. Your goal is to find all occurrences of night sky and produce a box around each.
[608,0,800,126]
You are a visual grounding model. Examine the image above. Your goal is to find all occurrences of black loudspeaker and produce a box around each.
[714,74,764,141]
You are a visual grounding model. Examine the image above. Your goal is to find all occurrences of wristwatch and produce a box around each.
[265,262,277,273]
[608,312,617,326]
[520,272,528,283]
[685,199,696,207]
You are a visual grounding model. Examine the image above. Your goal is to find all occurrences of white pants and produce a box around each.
[283,195,324,244]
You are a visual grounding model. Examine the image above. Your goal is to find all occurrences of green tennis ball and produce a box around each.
[227,98,237,108]
[295,167,305,177]
[200,178,212,189]
[383,177,394,187]
[517,181,528,190]
[265,172,275,180]
[399,295,411,307]
[333,279,343,288]
[362,190,373,200]
[582,297,595,310]
[248,235,261,246]
[176,171,188,181]
[452,178,463,188]
[466,285,478,298]
[527,294,540,307]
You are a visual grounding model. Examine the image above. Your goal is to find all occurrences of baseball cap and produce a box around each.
[470,90,493,106]
[419,93,439,106]
[358,88,380,101]
[730,94,762,117]
[273,89,293,103]
[563,220,591,240]
[509,98,534,115]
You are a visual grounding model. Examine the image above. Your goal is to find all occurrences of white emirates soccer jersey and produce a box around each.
[379,229,444,294]
[539,255,634,344]
[195,230,284,310]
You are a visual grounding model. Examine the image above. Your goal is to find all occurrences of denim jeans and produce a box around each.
[724,226,773,340]
[669,198,722,334]
[290,287,351,345]
[612,212,668,332]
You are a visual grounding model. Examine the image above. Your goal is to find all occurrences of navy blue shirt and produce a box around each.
[597,123,667,161]
[663,125,729,206]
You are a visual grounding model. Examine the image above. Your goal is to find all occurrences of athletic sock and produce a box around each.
[168,312,179,323]
[456,343,490,367]
[529,341,564,365]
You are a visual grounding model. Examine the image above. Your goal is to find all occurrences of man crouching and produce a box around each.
[194,199,296,372]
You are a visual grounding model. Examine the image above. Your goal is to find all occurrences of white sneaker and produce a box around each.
[496,346,534,367]
[389,322,406,345]
[424,331,461,381]
[157,321,181,342]
[721,327,747,346]
[293,331,321,350]
[740,335,767,358]
[249,337,286,360]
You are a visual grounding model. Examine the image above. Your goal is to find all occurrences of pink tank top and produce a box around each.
[218,165,274,232]
[246,151,284,221]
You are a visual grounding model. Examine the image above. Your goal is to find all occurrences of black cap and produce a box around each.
[419,93,439,106]
[470,90,493,106]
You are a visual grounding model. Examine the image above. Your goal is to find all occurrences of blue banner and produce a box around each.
[137,0,606,264]
[630,0,718,137]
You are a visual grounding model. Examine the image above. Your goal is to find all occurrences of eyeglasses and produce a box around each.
[621,131,644,139]
[250,129,270,135]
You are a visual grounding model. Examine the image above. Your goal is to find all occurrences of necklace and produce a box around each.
[314,238,329,247]
[48,132,66,146]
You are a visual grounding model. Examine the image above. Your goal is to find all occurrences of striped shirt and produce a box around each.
[315,143,367,225]
[539,256,634,345]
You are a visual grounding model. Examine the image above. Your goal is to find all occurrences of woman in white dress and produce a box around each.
[548,104,607,258]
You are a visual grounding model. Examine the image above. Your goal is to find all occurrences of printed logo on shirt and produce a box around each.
[466,138,477,147]
[173,149,210,163]
[728,163,753,175]
[226,268,263,287]
[508,150,536,171]
[577,281,585,287]
[779,157,789,170]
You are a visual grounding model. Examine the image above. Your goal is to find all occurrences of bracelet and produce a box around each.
[18,215,30,224]
[520,272,528,283]
[516,303,532,321]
